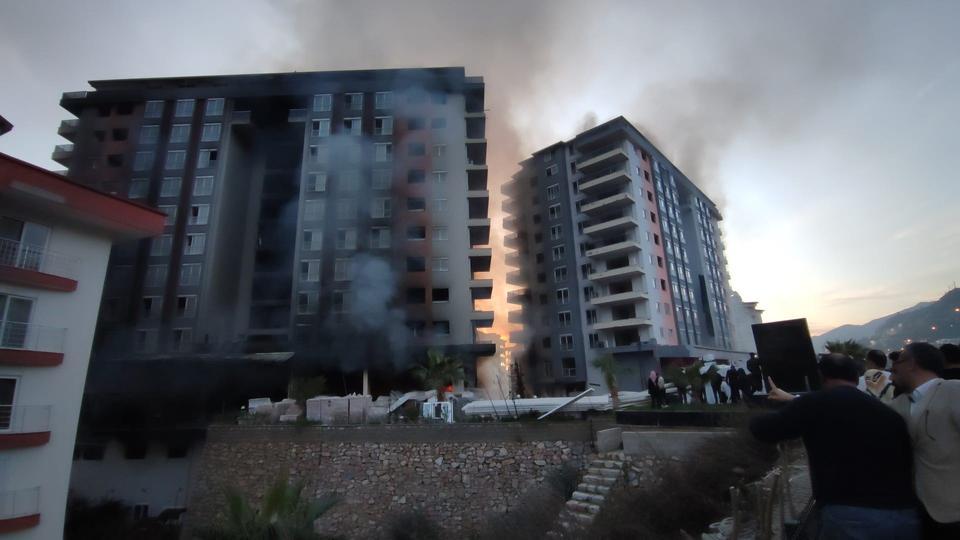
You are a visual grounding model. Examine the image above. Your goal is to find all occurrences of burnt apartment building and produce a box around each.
[503,117,754,396]
[52,67,494,384]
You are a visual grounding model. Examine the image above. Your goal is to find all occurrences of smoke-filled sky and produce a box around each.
[2,0,958,336]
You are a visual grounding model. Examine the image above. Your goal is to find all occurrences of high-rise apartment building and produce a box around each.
[54,67,494,380]
[503,117,748,396]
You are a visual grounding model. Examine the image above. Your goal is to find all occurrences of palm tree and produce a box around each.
[665,360,718,404]
[198,473,338,540]
[412,349,465,402]
[825,339,868,361]
[591,354,622,410]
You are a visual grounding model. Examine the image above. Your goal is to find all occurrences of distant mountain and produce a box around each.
[812,288,960,352]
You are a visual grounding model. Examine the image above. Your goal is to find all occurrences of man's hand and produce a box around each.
[767,377,796,402]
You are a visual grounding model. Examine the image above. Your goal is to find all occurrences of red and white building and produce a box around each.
[0,151,163,538]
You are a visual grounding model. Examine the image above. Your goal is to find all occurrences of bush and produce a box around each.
[383,509,441,540]
[472,463,581,540]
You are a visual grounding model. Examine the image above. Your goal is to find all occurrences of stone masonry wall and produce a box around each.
[186,424,595,538]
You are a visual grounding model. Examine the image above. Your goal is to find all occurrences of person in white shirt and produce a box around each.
[859,349,894,403]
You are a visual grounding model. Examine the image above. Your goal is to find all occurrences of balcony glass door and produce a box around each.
[0,294,33,349]
[0,217,50,272]
[0,378,15,430]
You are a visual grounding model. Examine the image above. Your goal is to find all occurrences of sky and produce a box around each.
[1,0,958,337]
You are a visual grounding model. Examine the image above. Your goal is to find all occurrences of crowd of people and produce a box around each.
[751,342,960,539]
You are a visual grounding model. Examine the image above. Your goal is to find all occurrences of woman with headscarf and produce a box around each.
[648,370,661,408]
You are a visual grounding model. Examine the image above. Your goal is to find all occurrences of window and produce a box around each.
[158,205,177,226]
[372,170,391,190]
[544,360,554,377]
[308,172,327,192]
[432,226,447,242]
[197,149,218,168]
[140,125,159,144]
[375,143,392,162]
[433,171,447,185]
[557,311,572,328]
[193,176,214,196]
[552,245,565,261]
[332,290,347,313]
[205,98,224,116]
[298,292,319,315]
[336,199,356,220]
[407,197,425,212]
[336,228,356,250]
[406,226,426,240]
[0,294,33,349]
[407,321,426,337]
[406,117,424,131]
[134,329,159,352]
[408,143,426,156]
[145,265,167,288]
[560,336,574,352]
[548,204,561,220]
[176,295,197,318]
[584,286,595,300]
[432,257,449,272]
[374,116,393,136]
[542,337,551,349]
[303,229,323,251]
[301,260,321,282]
[345,93,363,111]
[406,288,426,304]
[407,169,425,183]
[369,227,391,249]
[304,199,325,221]
[586,310,598,325]
[343,117,362,135]
[201,123,221,142]
[550,225,562,240]
[312,119,331,137]
[433,321,451,335]
[406,256,426,272]
[184,233,205,255]
[128,178,149,198]
[546,164,559,177]
[144,100,164,118]
[654,234,660,246]
[141,296,161,319]
[433,144,446,158]
[375,91,393,109]
[556,289,569,305]
[159,177,180,198]
[547,184,560,201]
[151,235,172,256]
[180,263,202,286]
[170,124,190,143]
[430,117,446,129]
[174,99,195,117]
[589,333,604,349]
[313,94,332,112]
[433,198,448,213]
[371,198,391,218]
[661,279,667,291]
[657,256,663,268]
[335,258,353,280]
[554,266,567,282]
[536,253,544,263]
[432,288,449,303]
[112,128,128,142]
[133,151,154,171]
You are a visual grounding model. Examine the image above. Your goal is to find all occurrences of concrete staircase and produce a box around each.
[557,452,627,531]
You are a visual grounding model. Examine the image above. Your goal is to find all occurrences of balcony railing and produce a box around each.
[0,321,66,352]
[0,238,78,280]
[0,488,40,521]
[0,405,51,433]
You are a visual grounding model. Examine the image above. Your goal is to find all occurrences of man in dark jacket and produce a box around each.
[939,343,960,380]
[750,353,919,539]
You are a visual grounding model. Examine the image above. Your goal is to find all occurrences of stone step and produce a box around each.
[566,499,601,514]
[564,510,594,524]
[587,467,622,478]
[583,474,617,486]
[572,491,605,504]
[590,459,624,469]
[578,482,611,495]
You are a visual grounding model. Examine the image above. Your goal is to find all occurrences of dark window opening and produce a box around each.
[406,288,426,304]
[406,257,426,272]
[112,128,128,141]
[107,154,124,167]
[432,288,449,302]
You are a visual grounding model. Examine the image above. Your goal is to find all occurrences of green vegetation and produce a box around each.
[411,349,465,401]
[825,339,868,361]
[591,354,623,410]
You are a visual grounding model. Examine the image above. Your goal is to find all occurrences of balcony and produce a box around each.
[288,108,308,123]
[58,119,79,141]
[0,406,52,449]
[583,216,639,237]
[585,240,643,260]
[232,110,252,125]
[0,487,40,533]
[579,166,631,192]
[577,144,628,172]
[588,265,644,282]
[0,238,79,291]
[0,322,66,366]
[51,144,73,166]
[592,317,653,331]
[590,290,650,306]
[581,192,635,215]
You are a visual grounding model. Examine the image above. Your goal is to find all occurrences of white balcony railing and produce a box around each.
[0,238,79,279]
[0,321,66,352]
[0,487,41,520]
[0,405,52,433]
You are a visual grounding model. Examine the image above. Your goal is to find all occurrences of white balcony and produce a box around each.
[51,144,73,165]
[583,216,640,237]
[0,487,40,522]
[0,322,66,354]
[0,405,51,434]
[1,238,79,281]
[579,166,631,192]
[581,192,635,215]
[590,290,650,306]
[585,240,642,260]
[588,265,645,282]
[577,146,629,172]
[592,317,653,331]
